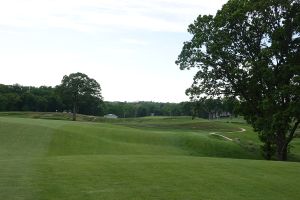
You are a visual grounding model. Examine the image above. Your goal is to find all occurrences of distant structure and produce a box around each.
[104,114,118,119]
[208,111,231,120]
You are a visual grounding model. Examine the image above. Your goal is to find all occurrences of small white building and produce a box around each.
[104,114,118,119]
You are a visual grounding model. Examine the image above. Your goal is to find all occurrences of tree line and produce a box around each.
[0,83,103,116]
[0,83,238,119]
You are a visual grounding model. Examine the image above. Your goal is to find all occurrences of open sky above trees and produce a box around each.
[0,0,227,103]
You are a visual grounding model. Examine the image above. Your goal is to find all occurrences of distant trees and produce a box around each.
[0,73,104,118]
[188,98,239,119]
[59,72,103,121]
[103,101,185,118]
[0,82,238,119]
[176,0,300,160]
[102,100,236,119]
[0,84,63,112]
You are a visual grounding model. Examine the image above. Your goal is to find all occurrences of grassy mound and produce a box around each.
[0,114,299,199]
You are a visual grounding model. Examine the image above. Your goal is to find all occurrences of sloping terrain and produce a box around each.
[0,115,299,200]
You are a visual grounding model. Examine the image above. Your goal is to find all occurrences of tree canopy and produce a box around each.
[59,72,103,121]
[176,0,300,160]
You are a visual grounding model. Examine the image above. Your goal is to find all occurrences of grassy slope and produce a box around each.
[0,115,300,199]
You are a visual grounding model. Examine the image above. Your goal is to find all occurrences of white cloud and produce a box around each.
[0,0,227,33]
[121,38,149,46]
[46,16,93,33]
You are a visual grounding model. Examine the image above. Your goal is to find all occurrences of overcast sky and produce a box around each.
[0,0,227,102]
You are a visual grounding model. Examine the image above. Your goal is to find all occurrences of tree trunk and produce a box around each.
[276,131,288,161]
[277,144,288,161]
[264,142,273,160]
[72,102,76,121]
[276,121,300,161]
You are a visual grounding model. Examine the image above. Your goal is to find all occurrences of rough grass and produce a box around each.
[0,114,300,199]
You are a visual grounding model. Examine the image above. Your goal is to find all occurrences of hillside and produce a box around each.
[0,114,300,199]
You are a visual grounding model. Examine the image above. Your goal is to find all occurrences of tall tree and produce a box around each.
[60,72,102,121]
[176,0,300,160]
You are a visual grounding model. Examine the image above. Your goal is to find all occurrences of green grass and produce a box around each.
[0,114,300,199]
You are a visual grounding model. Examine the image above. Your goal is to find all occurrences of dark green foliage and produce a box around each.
[0,79,103,117]
[0,82,238,119]
[59,72,103,121]
[176,0,300,160]
[103,101,185,118]
[188,97,239,119]
[0,84,62,112]
[103,100,238,119]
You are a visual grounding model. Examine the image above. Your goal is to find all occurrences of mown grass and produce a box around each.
[34,156,300,200]
[0,113,300,199]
